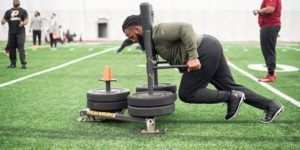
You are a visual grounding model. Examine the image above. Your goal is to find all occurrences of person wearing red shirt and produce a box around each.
[253,0,282,82]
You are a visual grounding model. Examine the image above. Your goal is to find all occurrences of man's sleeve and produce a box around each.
[3,10,10,20]
[265,0,277,8]
[159,23,199,59]
[178,23,199,59]
[22,9,28,21]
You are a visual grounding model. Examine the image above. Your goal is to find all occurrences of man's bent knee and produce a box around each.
[179,92,193,103]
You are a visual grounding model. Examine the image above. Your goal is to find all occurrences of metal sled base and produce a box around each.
[77,108,166,134]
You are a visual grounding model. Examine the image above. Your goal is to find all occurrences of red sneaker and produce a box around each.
[258,74,277,82]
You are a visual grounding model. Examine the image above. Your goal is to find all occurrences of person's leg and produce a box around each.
[211,54,273,110]
[259,26,280,78]
[37,30,42,45]
[17,32,27,68]
[53,38,57,47]
[268,26,280,74]
[179,35,244,120]
[4,34,11,57]
[178,35,231,104]
[33,30,37,46]
[8,34,17,68]
[210,43,283,122]
[49,33,53,47]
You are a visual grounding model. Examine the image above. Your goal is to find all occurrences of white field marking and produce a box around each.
[0,46,118,88]
[248,64,299,72]
[227,61,300,107]
[278,46,300,52]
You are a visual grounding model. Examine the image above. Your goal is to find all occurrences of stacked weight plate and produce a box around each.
[86,88,130,112]
[136,83,177,94]
[127,83,177,117]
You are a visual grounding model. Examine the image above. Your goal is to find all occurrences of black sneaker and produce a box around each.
[259,101,284,124]
[7,64,16,68]
[21,64,27,69]
[225,90,245,121]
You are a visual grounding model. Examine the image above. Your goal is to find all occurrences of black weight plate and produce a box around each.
[128,91,176,107]
[87,100,127,111]
[87,88,130,102]
[128,104,175,117]
[136,83,177,93]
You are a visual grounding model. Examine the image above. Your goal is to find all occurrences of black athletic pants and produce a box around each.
[8,32,26,65]
[49,33,57,48]
[32,30,41,45]
[260,25,281,73]
[178,35,273,110]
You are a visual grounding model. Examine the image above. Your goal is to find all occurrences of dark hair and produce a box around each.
[36,11,40,16]
[122,15,141,32]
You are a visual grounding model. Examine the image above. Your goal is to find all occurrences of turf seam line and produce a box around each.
[0,46,118,88]
[228,61,300,108]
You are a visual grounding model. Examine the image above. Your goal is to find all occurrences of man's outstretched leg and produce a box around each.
[211,47,284,123]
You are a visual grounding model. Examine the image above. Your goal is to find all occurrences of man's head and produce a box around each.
[50,13,56,19]
[122,15,143,43]
[34,11,40,17]
[13,0,20,8]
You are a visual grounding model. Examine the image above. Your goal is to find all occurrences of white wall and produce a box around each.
[0,0,299,42]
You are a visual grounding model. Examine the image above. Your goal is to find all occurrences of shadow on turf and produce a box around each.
[0,125,299,143]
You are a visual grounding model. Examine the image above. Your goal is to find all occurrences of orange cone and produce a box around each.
[101,66,112,81]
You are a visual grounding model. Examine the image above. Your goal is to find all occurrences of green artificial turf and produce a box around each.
[0,42,299,149]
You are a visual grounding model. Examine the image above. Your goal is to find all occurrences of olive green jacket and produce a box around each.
[152,22,202,65]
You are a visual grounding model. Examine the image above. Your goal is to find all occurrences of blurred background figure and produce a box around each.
[65,29,77,43]
[29,10,42,49]
[116,38,144,54]
[48,13,59,50]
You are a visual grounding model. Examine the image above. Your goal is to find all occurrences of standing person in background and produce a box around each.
[116,38,145,54]
[48,13,59,50]
[253,0,282,82]
[1,0,28,69]
[29,11,42,48]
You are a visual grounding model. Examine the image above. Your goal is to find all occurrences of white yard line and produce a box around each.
[0,46,118,88]
[228,61,300,107]
[277,46,300,52]
[1,43,77,52]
